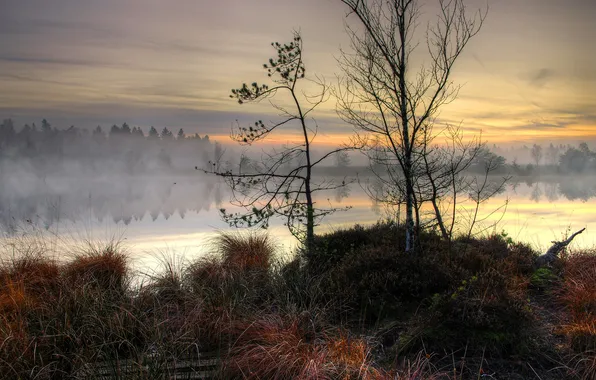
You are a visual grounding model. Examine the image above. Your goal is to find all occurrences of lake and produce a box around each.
[1,173,594,272]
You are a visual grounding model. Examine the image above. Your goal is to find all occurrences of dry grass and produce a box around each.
[214,231,275,272]
[64,246,128,292]
[559,251,596,319]
[222,313,388,379]
[556,251,596,379]
[220,313,318,379]
[1,226,589,379]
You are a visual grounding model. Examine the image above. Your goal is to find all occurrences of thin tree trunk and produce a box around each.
[431,196,449,240]
[404,165,415,251]
[398,0,415,253]
[294,87,315,254]
[305,176,314,253]
[414,195,421,239]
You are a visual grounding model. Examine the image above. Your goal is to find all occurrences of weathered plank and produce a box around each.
[75,352,219,379]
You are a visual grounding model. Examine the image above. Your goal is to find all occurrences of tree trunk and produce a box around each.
[404,167,415,252]
[536,228,585,267]
[305,180,315,254]
[432,196,449,240]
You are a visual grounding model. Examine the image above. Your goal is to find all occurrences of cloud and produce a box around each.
[525,68,557,88]
[0,55,123,69]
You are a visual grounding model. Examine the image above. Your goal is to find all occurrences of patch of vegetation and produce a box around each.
[556,250,596,379]
[531,267,558,289]
[0,226,593,379]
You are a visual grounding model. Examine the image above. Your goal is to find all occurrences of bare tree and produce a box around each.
[531,144,543,167]
[546,143,559,166]
[204,32,353,253]
[366,123,508,242]
[335,150,352,169]
[336,0,487,252]
[418,125,481,239]
[464,152,509,238]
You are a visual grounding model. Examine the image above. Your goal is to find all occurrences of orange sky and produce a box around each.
[1,0,594,147]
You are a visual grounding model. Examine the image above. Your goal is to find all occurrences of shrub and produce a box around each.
[308,221,401,276]
[414,236,536,355]
[321,245,451,322]
[423,269,534,355]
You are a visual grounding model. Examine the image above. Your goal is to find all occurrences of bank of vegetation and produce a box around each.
[0,223,594,379]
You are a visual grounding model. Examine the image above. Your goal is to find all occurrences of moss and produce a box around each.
[530,267,558,289]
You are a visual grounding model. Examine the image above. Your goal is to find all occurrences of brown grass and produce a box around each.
[222,313,322,379]
[64,247,128,291]
[1,225,586,379]
[214,232,274,272]
[222,314,388,379]
[557,251,596,379]
[0,255,60,311]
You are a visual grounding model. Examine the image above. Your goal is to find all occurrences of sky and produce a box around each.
[1,0,595,146]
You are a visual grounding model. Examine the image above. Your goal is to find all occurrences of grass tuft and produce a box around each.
[64,246,128,292]
[556,250,596,379]
[214,231,275,272]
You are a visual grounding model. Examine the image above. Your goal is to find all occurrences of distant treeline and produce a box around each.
[508,142,596,176]
[0,118,221,176]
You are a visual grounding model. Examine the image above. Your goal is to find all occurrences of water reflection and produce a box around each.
[0,174,594,251]
[511,177,596,203]
[0,174,225,234]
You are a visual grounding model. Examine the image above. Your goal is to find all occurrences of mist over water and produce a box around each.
[1,121,595,269]
[1,169,595,271]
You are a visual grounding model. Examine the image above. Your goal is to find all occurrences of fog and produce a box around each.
[1,118,595,252]
[0,119,227,232]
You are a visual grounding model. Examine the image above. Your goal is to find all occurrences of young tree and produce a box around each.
[531,144,543,167]
[109,124,121,137]
[337,0,487,252]
[335,150,352,169]
[41,119,52,134]
[132,126,145,138]
[546,143,559,166]
[0,119,16,150]
[121,122,131,135]
[161,127,174,140]
[204,31,352,252]
[177,128,185,140]
[148,126,159,140]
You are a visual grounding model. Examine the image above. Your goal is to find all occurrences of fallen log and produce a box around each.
[536,227,585,267]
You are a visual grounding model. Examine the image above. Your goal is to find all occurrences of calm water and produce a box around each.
[1,174,594,271]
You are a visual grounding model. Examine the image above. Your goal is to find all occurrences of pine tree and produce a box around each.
[93,126,105,144]
[121,122,131,135]
[207,32,352,252]
[41,119,52,133]
[0,119,15,149]
[148,126,159,139]
[132,126,145,138]
[110,124,121,137]
[161,127,174,140]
